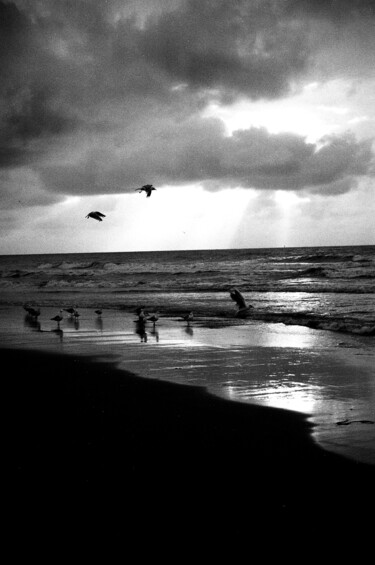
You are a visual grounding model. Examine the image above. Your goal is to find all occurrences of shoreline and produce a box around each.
[7,346,374,522]
[2,304,375,466]
[1,284,374,337]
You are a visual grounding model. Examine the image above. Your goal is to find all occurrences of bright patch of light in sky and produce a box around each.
[203,79,374,143]
[107,185,254,251]
[0,186,256,254]
[0,177,373,255]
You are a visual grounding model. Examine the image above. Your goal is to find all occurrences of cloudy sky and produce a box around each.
[1,0,374,254]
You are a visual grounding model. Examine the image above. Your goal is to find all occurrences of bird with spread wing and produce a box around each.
[134,184,156,197]
[86,211,106,221]
[229,288,253,318]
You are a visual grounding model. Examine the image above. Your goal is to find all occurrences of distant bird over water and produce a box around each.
[134,184,156,197]
[86,211,106,221]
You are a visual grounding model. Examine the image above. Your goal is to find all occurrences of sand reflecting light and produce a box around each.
[223,381,320,415]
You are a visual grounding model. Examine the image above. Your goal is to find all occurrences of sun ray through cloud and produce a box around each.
[0,0,373,252]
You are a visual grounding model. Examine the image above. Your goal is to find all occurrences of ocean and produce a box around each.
[1,244,374,465]
[1,245,374,335]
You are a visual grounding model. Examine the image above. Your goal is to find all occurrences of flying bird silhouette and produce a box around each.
[134,184,156,197]
[86,211,106,221]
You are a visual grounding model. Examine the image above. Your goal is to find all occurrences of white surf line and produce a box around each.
[63,330,136,337]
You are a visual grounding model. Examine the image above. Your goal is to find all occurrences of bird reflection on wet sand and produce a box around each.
[150,326,159,342]
[22,308,63,340]
[95,317,104,331]
[134,320,147,342]
[24,315,41,332]
[51,328,64,341]
[65,314,79,329]
[51,314,63,328]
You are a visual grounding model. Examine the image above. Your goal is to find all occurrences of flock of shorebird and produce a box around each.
[23,287,252,334]
[134,307,194,326]
[24,304,101,328]
[23,303,197,330]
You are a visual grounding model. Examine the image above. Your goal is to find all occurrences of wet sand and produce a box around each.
[3,306,375,547]
[2,350,374,528]
[3,305,374,462]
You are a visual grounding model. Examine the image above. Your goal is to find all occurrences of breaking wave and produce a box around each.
[1,245,374,336]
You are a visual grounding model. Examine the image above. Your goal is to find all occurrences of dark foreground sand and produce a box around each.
[6,346,374,549]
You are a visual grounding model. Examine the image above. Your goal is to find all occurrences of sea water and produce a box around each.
[1,245,374,465]
[0,245,374,335]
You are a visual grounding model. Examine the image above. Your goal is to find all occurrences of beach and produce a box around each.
[4,304,375,547]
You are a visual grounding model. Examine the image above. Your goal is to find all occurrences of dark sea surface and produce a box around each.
[1,245,374,336]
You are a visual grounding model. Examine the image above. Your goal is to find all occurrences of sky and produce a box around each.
[0,0,374,254]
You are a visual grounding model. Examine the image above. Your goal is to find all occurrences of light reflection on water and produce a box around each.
[1,304,374,465]
[223,381,321,415]
[213,346,375,466]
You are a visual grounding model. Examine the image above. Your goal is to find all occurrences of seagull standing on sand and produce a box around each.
[134,309,148,341]
[64,307,77,317]
[229,288,253,318]
[135,305,149,318]
[147,312,159,326]
[134,184,156,197]
[182,311,194,325]
[136,308,147,323]
[24,305,41,319]
[73,309,80,328]
[86,211,106,221]
[51,314,63,327]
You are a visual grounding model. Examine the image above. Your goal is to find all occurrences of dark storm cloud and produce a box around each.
[0,167,61,209]
[138,0,309,101]
[284,0,375,81]
[0,1,85,169]
[38,119,374,196]
[285,0,375,20]
[0,0,374,208]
